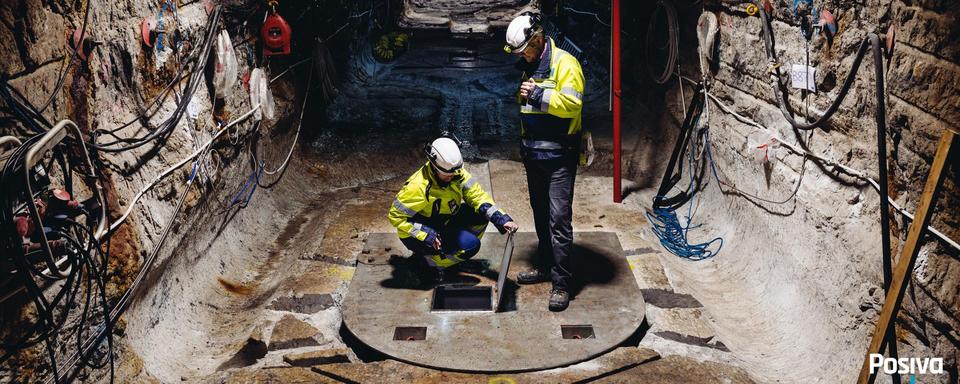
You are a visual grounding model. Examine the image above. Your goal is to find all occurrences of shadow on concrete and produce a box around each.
[568,243,618,299]
[379,255,498,291]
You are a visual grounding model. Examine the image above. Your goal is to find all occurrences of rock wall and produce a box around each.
[0,0,305,381]
[636,0,959,382]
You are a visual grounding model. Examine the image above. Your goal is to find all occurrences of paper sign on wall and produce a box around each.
[790,64,817,92]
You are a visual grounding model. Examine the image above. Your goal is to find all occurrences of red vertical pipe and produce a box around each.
[612,0,623,203]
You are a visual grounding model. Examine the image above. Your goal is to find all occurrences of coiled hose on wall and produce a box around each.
[646,0,679,85]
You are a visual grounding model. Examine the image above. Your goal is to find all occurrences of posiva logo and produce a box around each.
[869,354,945,381]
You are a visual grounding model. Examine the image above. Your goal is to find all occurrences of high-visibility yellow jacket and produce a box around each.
[518,37,585,160]
[388,162,510,242]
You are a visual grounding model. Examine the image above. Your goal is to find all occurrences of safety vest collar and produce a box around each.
[533,37,554,78]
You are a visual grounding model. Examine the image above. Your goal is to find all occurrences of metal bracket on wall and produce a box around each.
[857,129,957,384]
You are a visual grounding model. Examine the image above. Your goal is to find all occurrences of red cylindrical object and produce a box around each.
[262,13,292,56]
[14,215,32,237]
[612,0,622,203]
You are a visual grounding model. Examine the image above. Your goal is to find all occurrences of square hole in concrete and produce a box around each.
[393,327,426,341]
[561,325,596,339]
[431,285,492,311]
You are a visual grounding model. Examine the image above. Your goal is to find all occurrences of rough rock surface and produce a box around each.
[2,0,957,383]
[281,348,350,367]
[617,1,960,383]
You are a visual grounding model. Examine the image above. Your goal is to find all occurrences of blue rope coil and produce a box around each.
[648,111,724,261]
[646,206,722,261]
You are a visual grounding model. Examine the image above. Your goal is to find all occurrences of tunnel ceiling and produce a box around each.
[399,0,539,34]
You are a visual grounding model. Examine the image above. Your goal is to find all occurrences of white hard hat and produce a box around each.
[426,137,463,174]
[504,13,543,53]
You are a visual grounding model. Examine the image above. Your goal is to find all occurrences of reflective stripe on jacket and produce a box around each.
[518,37,584,159]
[388,162,504,240]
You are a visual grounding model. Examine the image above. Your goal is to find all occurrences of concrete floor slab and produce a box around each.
[342,231,645,372]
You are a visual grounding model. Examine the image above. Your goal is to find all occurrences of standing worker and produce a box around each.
[388,136,519,284]
[504,12,585,311]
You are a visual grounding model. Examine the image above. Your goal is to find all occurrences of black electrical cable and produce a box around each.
[755,4,894,273]
[93,70,193,139]
[868,32,899,384]
[50,88,223,383]
[1,81,54,133]
[653,83,706,210]
[1,127,112,383]
[90,7,222,153]
[52,151,196,384]
[756,6,899,382]
[756,1,872,131]
[37,0,92,115]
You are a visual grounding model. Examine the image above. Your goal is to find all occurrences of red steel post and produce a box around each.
[612,0,622,203]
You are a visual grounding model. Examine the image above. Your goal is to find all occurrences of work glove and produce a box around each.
[527,85,545,107]
[420,225,440,248]
[490,212,515,235]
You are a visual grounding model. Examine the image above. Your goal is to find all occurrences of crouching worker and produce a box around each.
[388,136,518,283]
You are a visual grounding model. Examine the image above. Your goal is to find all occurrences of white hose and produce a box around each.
[107,105,259,234]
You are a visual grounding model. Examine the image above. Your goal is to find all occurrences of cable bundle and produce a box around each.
[0,125,113,383]
[91,7,223,153]
[646,128,724,260]
[646,0,679,85]
[649,86,724,261]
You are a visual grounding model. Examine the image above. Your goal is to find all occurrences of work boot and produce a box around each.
[549,289,569,312]
[517,269,549,284]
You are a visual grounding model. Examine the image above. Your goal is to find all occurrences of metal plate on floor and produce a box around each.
[342,231,646,372]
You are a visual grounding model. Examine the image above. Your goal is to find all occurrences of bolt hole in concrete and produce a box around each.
[430,285,493,311]
[561,325,596,340]
[393,327,427,341]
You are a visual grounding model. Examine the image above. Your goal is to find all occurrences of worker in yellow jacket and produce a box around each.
[388,136,518,282]
[505,12,585,311]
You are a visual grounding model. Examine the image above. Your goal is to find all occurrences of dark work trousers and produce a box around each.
[399,207,488,268]
[524,156,577,291]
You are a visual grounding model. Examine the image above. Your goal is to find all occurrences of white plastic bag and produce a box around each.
[247,68,275,121]
[214,30,239,99]
[746,128,780,164]
[260,74,275,120]
[249,68,263,121]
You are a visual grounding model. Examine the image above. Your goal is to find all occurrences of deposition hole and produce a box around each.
[431,285,492,311]
[393,326,426,341]
[561,325,596,339]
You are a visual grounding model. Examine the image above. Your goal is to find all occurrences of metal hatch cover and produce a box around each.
[494,231,514,312]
